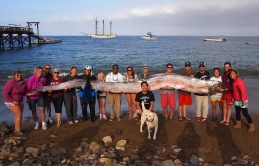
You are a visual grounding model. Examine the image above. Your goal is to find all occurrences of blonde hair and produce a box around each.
[52,68,60,73]
[98,72,105,82]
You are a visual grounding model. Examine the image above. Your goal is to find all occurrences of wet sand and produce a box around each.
[1,77,259,164]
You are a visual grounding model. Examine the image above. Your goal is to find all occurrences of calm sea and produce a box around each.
[1,36,259,123]
[0,36,259,83]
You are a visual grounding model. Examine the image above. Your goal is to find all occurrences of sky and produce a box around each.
[1,0,259,36]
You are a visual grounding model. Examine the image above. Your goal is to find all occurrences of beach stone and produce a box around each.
[89,142,100,153]
[0,149,10,158]
[50,148,66,157]
[82,138,90,142]
[242,155,251,160]
[237,158,249,165]
[9,138,19,145]
[7,161,20,166]
[123,157,130,162]
[9,153,20,159]
[153,155,160,160]
[231,156,237,161]
[88,154,97,160]
[99,158,117,166]
[22,158,34,165]
[223,164,232,166]
[116,139,127,150]
[173,148,182,154]
[103,136,113,146]
[75,146,83,153]
[80,141,90,148]
[0,122,11,136]
[171,145,178,149]
[25,147,42,156]
[61,159,67,164]
[174,159,182,165]
[131,154,140,161]
[190,154,199,165]
[162,159,176,166]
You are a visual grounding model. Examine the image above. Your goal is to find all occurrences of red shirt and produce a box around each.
[232,77,248,101]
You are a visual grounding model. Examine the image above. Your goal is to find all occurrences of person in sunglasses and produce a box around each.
[46,68,64,128]
[3,71,28,135]
[43,64,53,125]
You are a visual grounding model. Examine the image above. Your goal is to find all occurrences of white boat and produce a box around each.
[246,42,259,45]
[203,37,226,42]
[142,32,157,40]
[83,18,116,39]
[31,37,62,44]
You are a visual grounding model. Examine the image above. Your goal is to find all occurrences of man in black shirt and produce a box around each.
[134,81,155,120]
[78,65,97,122]
[194,62,210,122]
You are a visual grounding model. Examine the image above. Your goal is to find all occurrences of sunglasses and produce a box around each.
[16,74,23,77]
[53,72,59,74]
[127,70,133,71]
[199,66,205,67]
[45,68,51,70]
[185,65,191,67]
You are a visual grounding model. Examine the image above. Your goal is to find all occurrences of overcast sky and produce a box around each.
[1,0,259,36]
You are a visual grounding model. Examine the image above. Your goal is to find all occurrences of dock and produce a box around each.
[0,22,41,50]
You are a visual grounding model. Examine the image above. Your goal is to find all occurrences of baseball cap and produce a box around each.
[199,62,205,67]
[143,64,149,68]
[84,65,92,70]
[185,62,191,66]
[166,63,173,68]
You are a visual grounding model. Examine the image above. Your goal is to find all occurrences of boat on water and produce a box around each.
[83,18,116,39]
[203,37,226,42]
[31,37,62,44]
[142,32,157,40]
[246,42,259,45]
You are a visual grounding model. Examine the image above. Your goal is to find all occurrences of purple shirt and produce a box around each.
[27,75,46,100]
[3,79,28,103]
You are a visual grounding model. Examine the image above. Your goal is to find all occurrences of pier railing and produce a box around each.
[0,26,33,34]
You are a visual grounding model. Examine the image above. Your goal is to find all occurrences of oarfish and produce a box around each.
[34,74,223,94]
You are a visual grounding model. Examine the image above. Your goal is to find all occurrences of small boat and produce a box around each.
[246,42,259,45]
[203,37,226,42]
[31,37,62,44]
[83,18,116,39]
[142,32,157,40]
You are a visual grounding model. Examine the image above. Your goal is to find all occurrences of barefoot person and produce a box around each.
[210,68,223,121]
[178,62,196,121]
[160,63,176,122]
[47,68,64,128]
[3,71,28,135]
[27,67,47,130]
[97,72,107,120]
[230,69,255,132]
[123,66,138,120]
[220,62,233,126]
[134,81,155,123]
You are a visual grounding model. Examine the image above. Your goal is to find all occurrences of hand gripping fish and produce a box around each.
[34,74,223,94]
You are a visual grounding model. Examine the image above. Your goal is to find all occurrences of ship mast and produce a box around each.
[102,20,104,35]
[110,19,112,35]
[95,17,98,35]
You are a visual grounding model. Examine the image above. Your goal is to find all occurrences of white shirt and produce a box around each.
[210,76,223,98]
[106,72,123,82]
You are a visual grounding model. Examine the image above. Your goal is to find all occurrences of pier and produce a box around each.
[0,22,40,50]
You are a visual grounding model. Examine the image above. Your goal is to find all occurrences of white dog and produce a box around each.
[140,101,158,140]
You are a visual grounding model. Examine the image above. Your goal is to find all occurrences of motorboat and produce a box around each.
[83,18,116,39]
[142,32,157,40]
[246,42,259,45]
[31,37,62,44]
[203,37,226,42]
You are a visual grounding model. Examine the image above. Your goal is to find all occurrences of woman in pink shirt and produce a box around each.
[230,69,255,132]
[27,67,47,130]
[3,71,28,135]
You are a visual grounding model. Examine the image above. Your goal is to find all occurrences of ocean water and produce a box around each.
[0,36,259,82]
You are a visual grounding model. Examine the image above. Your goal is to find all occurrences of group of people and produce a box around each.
[3,62,255,135]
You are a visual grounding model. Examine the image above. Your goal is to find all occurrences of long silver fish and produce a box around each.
[34,74,223,94]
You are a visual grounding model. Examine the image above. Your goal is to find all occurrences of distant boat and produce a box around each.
[31,37,62,44]
[246,42,259,45]
[203,37,226,42]
[83,18,116,39]
[142,32,157,40]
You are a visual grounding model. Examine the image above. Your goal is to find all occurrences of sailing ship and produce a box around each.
[83,18,116,38]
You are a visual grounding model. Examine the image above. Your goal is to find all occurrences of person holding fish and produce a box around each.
[178,62,196,121]
[123,66,139,120]
[106,64,123,121]
[97,72,107,120]
[78,65,97,122]
[160,63,176,122]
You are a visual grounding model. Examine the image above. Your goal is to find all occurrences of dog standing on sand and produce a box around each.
[140,101,158,140]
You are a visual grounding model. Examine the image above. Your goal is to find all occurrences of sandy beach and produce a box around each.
[1,77,259,165]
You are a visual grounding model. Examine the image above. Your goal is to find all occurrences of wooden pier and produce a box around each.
[0,22,40,50]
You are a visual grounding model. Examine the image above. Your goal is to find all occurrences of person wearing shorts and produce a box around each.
[177,62,196,121]
[220,62,233,126]
[160,63,176,122]
[97,72,107,120]
[3,71,28,135]
[210,68,223,121]
[27,67,47,130]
